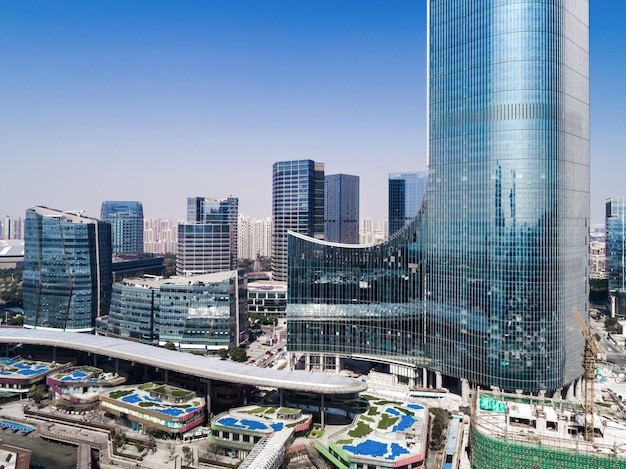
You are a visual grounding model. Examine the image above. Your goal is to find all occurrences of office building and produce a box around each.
[97,270,248,351]
[606,198,626,316]
[177,197,238,276]
[388,171,427,237]
[287,1,589,394]
[324,174,359,244]
[100,201,144,254]
[247,281,287,317]
[271,159,324,282]
[23,206,112,332]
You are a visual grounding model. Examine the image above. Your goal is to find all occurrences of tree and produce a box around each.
[113,432,127,449]
[182,445,193,465]
[29,384,48,405]
[163,341,177,351]
[605,316,618,331]
[217,348,229,360]
[228,346,248,362]
[206,441,219,460]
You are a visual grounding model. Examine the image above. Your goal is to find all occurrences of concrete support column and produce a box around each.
[115,358,119,375]
[435,371,442,389]
[279,389,284,407]
[335,355,341,374]
[164,369,169,383]
[575,377,583,400]
[52,346,56,362]
[305,354,311,372]
[206,380,212,416]
[93,353,97,367]
[320,394,325,428]
[461,378,470,404]
[423,368,428,388]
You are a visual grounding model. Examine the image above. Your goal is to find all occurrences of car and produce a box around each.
[266,350,272,355]
[267,352,274,357]
[248,359,255,364]
[276,348,282,352]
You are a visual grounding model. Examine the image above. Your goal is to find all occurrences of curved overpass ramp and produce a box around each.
[0,327,366,395]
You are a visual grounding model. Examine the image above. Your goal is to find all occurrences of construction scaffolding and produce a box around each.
[470,391,626,469]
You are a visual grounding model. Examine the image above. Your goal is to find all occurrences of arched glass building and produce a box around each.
[288,0,589,393]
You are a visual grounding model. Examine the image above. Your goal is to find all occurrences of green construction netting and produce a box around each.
[479,397,507,412]
[471,429,626,469]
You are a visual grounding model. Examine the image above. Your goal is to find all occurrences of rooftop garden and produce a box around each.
[326,398,428,464]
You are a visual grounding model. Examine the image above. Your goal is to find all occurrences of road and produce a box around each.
[246,319,288,368]
[590,317,626,370]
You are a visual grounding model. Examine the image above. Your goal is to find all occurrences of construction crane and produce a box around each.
[573,307,601,442]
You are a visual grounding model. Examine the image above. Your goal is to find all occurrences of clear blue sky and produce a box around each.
[0,2,622,224]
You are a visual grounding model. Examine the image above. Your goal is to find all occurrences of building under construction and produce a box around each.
[471,391,626,469]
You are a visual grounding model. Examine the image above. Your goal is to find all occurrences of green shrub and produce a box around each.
[109,390,133,399]
[348,421,372,438]
[378,414,399,430]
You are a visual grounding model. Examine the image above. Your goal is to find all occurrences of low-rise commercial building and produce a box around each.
[100,382,206,435]
[46,366,126,404]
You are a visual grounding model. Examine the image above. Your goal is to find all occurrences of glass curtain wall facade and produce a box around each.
[324,174,360,244]
[426,0,588,391]
[100,201,144,255]
[23,206,112,331]
[388,172,428,237]
[288,210,425,359]
[98,270,248,350]
[606,198,626,316]
[271,160,324,282]
[288,0,589,393]
[177,197,238,275]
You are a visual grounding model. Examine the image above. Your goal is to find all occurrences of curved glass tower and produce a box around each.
[425,0,589,391]
[288,0,589,392]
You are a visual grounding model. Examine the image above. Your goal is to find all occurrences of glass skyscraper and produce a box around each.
[101,201,144,255]
[271,160,324,282]
[324,174,360,244]
[606,198,626,316]
[288,0,589,393]
[23,206,112,332]
[177,197,238,276]
[388,171,427,237]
